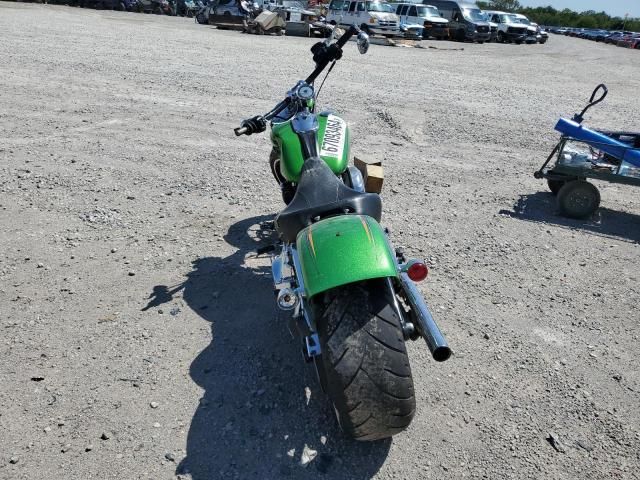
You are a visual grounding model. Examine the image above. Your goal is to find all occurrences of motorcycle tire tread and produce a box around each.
[313,278,415,441]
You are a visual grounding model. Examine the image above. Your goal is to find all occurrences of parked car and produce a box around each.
[176,0,198,16]
[152,0,176,14]
[256,0,280,9]
[393,3,449,39]
[603,31,619,43]
[326,0,400,37]
[594,30,611,42]
[511,13,547,44]
[532,22,548,43]
[136,0,154,12]
[576,29,590,38]
[617,33,640,48]
[510,13,536,43]
[69,0,118,8]
[425,0,490,43]
[483,10,527,44]
[194,0,210,23]
[582,29,607,40]
[211,0,241,16]
[605,31,630,44]
[487,18,498,41]
[479,12,498,41]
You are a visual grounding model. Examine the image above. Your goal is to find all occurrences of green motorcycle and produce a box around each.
[234,25,451,441]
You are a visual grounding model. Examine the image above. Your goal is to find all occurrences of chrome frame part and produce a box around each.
[271,245,293,290]
[398,272,451,362]
[291,110,319,135]
[271,243,322,358]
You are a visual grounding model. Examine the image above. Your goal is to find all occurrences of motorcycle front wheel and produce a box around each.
[312,278,416,441]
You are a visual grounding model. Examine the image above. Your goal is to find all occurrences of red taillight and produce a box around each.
[407,262,428,282]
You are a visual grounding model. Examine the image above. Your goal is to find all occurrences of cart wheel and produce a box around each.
[547,178,566,195]
[557,180,600,219]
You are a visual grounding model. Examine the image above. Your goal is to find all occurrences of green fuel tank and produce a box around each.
[271,112,350,183]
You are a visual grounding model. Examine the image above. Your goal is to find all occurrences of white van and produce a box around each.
[425,0,490,42]
[326,0,400,37]
[482,10,528,43]
[393,3,449,39]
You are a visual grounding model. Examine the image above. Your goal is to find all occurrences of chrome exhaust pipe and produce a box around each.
[399,273,452,362]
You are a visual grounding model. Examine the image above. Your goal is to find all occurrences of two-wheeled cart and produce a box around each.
[534,84,640,219]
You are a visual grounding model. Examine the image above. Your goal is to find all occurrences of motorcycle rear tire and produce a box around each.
[312,278,415,441]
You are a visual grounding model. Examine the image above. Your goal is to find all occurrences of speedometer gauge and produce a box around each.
[298,85,314,100]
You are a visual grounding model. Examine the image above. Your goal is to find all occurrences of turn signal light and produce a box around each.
[407,262,428,282]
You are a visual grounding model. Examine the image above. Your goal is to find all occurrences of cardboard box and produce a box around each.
[255,11,285,31]
[354,157,384,193]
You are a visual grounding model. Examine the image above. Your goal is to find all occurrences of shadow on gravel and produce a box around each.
[144,215,391,479]
[499,192,640,244]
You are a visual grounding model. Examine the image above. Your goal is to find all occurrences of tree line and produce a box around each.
[476,1,640,32]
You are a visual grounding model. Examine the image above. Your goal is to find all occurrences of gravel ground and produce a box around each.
[1,3,639,479]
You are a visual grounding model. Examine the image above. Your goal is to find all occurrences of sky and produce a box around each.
[519,0,640,18]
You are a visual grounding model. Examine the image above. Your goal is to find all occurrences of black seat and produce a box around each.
[275,157,382,243]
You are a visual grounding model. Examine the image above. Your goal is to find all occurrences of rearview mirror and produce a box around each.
[357,31,370,54]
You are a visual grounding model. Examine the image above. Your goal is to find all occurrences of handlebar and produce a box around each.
[573,83,608,124]
[233,115,266,137]
[234,99,291,136]
[305,25,358,84]
[235,25,360,136]
[589,84,608,105]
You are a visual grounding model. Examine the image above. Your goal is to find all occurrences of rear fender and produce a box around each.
[296,215,397,298]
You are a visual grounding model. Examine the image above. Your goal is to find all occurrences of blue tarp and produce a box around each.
[555,118,640,167]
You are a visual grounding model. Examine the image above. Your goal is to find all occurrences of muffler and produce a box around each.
[399,273,452,362]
